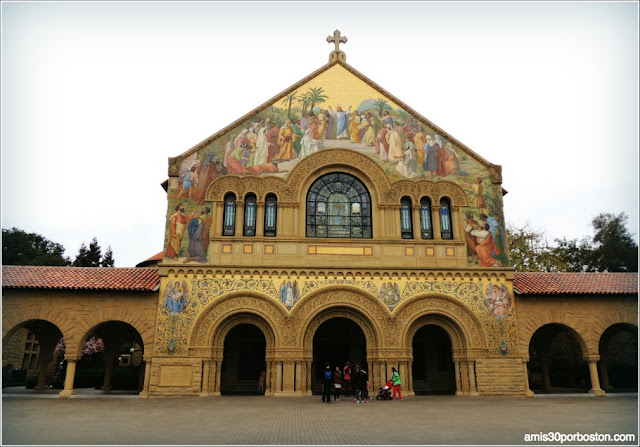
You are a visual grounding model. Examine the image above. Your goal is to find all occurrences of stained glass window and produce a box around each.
[264,194,277,237]
[400,197,413,239]
[440,198,453,240]
[223,193,236,236]
[243,193,257,237]
[306,172,372,238]
[420,197,433,240]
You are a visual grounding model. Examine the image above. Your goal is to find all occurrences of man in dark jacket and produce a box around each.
[321,362,332,404]
[352,364,367,403]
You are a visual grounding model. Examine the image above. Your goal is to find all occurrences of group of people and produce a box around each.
[463,209,506,267]
[320,361,403,404]
[165,203,213,263]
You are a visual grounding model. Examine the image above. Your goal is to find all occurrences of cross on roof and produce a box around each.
[327,30,347,62]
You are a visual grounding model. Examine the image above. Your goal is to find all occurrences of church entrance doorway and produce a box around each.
[312,317,366,395]
[220,324,266,395]
[411,324,455,395]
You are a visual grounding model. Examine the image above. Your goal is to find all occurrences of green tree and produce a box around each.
[72,237,115,267]
[2,228,70,266]
[281,90,298,119]
[505,222,570,272]
[297,92,311,115]
[586,212,638,272]
[307,87,328,115]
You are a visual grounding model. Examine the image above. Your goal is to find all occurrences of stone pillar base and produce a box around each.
[212,391,222,396]
[198,392,213,397]
[468,391,480,396]
[138,392,150,399]
[274,391,304,397]
[525,390,535,398]
[455,391,465,396]
[58,390,75,399]
[589,389,606,397]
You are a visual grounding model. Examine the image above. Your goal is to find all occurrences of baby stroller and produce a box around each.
[376,380,393,400]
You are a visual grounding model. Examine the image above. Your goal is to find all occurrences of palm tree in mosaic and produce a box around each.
[298,92,312,115]
[281,90,298,119]
[308,87,329,115]
[373,97,392,116]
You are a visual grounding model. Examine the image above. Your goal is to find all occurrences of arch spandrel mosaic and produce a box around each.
[162,63,509,267]
[155,275,519,358]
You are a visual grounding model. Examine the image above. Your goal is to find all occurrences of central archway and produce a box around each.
[220,323,266,395]
[412,324,455,395]
[312,317,366,395]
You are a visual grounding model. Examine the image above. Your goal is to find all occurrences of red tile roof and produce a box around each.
[1,266,159,291]
[513,272,638,295]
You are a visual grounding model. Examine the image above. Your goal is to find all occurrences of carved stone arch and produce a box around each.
[431,181,469,206]
[590,312,638,354]
[393,294,487,351]
[290,286,388,350]
[2,306,71,343]
[189,291,288,350]
[404,315,466,355]
[286,149,391,205]
[517,311,591,356]
[205,176,243,202]
[212,314,276,356]
[301,308,378,355]
[72,309,155,358]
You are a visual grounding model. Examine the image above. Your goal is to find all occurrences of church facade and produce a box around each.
[2,33,637,398]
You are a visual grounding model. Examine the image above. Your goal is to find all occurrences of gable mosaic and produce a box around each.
[163,63,508,268]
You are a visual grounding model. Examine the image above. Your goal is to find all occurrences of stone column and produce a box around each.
[598,359,612,391]
[213,360,222,396]
[412,205,422,240]
[139,357,152,399]
[450,206,461,241]
[522,358,534,398]
[467,360,479,396]
[236,201,245,236]
[214,202,224,237]
[280,361,296,395]
[101,355,115,393]
[33,351,54,391]
[541,352,552,391]
[453,359,463,396]
[256,202,265,237]
[58,356,80,398]
[400,361,413,397]
[585,356,606,396]
[433,207,442,240]
[407,361,414,396]
[199,360,212,396]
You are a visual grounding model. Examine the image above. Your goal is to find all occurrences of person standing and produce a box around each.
[258,370,266,395]
[391,367,403,400]
[333,366,343,401]
[321,362,332,404]
[342,361,352,397]
[353,364,367,403]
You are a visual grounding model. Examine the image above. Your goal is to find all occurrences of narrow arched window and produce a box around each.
[223,193,236,236]
[306,172,372,238]
[243,193,257,237]
[400,197,413,239]
[264,194,277,237]
[440,197,453,240]
[420,197,433,240]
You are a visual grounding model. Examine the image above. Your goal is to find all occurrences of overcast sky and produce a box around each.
[2,1,638,268]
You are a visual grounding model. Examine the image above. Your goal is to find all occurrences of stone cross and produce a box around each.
[327,30,347,62]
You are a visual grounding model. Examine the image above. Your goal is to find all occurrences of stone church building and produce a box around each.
[2,33,637,398]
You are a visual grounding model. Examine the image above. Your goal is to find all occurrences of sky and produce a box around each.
[1,2,638,268]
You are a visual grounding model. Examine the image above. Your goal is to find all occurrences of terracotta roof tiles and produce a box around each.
[513,272,637,295]
[1,266,159,292]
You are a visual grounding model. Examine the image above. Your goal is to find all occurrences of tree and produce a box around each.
[297,92,311,115]
[281,90,298,119]
[72,237,114,267]
[307,87,328,115]
[373,97,392,116]
[2,228,70,266]
[586,212,638,272]
[506,222,569,272]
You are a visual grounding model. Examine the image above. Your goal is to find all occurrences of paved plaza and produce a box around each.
[1,390,638,446]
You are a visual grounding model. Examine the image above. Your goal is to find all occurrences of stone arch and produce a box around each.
[287,149,390,206]
[592,312,638,349]
[212,314,275,354]
[290,286,388,350]
[518,311,590,357]
[394,294,487,352]
[2,306,72,344]
[189,291,288,351]
[67,308,155,358]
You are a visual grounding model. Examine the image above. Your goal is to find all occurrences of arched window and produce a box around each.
[439,198,453,240]
[223,193,236,236]
[420,197,433,240]
[306,172,372,238]
[243,193,257,237]
[400,197,413,239]
[264,194,277,237]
